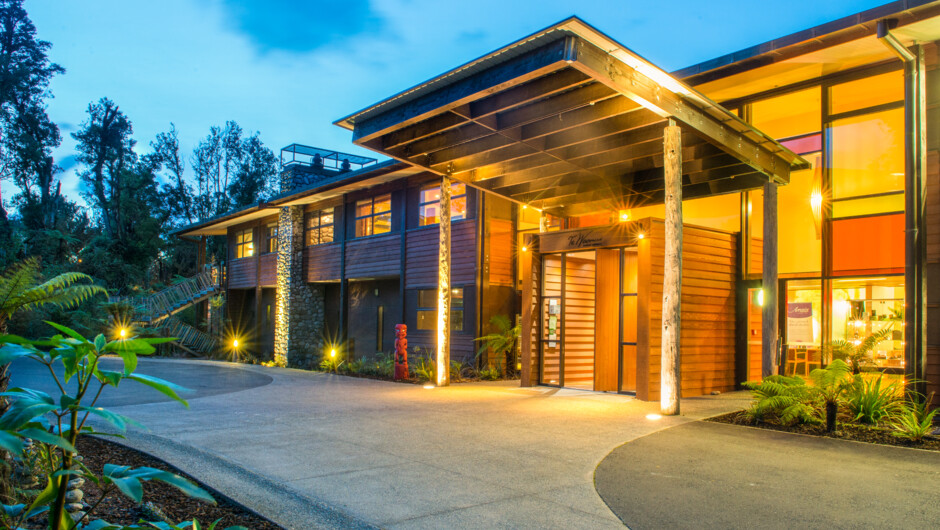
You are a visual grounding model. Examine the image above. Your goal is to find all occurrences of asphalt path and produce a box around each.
[595,420,940,529]
[8,357,273,407]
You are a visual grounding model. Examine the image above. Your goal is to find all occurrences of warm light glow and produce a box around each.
[423,384,435,389]
[637,233,645,240]
[233,338,240,348]
[118,328,127,339]
[757,289,764,307]
[810,191,823,210]
[646,413,662,421]
[521,246,527,252]
[853,339,862,346]
[516,362,522,371]
[522,205,527,210]
[619,210,630,222]
[330,348,336,358]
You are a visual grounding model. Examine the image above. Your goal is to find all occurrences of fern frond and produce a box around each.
[0,257,42,317]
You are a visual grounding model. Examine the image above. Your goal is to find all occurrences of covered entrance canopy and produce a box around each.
[336,17,808,409]
[336,17,808,216]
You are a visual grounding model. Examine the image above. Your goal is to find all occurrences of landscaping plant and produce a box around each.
[891,393,938,442]
[844,374,904,425]
[474,315,519,377]
[825,328,893,375]
[742,375,818,425]
[0,321,243,529]
[808,359,853,432]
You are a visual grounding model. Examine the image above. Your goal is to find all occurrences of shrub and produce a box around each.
[809,359,853,432]
[0,322,218,529]
[346,359,364,375]
[742,375,818,425]
[844,374,904,425]
[891,393,938,442]
[479,365,501,381]
[413,354,435,382]
[319,355,344,373]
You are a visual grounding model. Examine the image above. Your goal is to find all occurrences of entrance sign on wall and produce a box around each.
[787,302,814,344]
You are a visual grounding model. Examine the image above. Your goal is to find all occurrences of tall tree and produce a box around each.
[228,132,277,208]
[72,98,135,239]
[152,124,194,226]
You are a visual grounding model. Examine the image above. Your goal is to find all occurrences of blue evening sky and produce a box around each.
[25,0,885,207]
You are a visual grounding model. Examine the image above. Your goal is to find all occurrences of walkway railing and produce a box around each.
[158,315,219,356]
[114,265,221,324]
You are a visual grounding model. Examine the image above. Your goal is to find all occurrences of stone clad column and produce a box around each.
[437,176,452,386]
[274,205,304,366]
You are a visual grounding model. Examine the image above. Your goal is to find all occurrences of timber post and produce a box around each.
[661,121,682,415]
[762,181,779,377]
[437,172,452,386]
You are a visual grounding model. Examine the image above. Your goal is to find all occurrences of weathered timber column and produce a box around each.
[661,121,682,415]
[437,175,452,386]
[762,181,779,377]
[274,205,304,366]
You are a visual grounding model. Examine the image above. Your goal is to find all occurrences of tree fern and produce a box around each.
[0,258,107,330]
[743,375,819,425]
[809,359,853,432]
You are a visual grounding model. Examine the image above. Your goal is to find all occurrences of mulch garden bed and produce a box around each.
[706,410,940,451]
[74,436,282,529]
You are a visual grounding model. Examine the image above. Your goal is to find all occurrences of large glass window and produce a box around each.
[355,195,391,237]
[751,87,821,140]
[777,155,822,274]
[830,70,903,116]
[830,107,904,204]
[305,209,334,246]
[234,228,254,259]
[419,182,467,226]
[829,277,905,370]
[782,280,822,377]
[416,288,464,331]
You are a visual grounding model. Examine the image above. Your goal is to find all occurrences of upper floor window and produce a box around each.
[416,287,464,332]
[264,223,278,254]
[355,194,391,237]
[306,209,334,246]
[235,228,254,259]
[419,182,467,226]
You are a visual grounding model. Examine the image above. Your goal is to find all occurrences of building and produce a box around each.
[176,0,940,405]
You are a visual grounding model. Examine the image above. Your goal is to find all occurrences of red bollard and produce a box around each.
[394,324,408,380]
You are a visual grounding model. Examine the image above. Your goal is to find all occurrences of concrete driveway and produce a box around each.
[12,358,749,528]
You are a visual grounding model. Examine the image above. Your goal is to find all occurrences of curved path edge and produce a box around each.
[108,431,377,530]
[594,420,940,530]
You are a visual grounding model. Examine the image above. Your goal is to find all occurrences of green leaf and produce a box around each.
[25,476,58,519]
[82,520,123,530]
[44,321,90,343]
[95,369,124,387]
[104,471,143,503]
[0,430,23,456]
[95,333,107,352]
[125,373,190,407]
[139,337,179,346]
[104,338,156,356]
[76,406,143,431]
[18,428,77,453]
[126,467,215,505]
[1,503,25,517]
[0,402,58,430]
[0,342,38,364]
[61,394,78,409]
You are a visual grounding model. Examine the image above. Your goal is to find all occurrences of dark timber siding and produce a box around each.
[259,254,276,287]
[345,234,401,278]
[405,219,477,288]
[305,243,342,282]
[228,258,256,289]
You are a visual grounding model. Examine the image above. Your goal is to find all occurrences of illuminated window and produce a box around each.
[829,276,905,371]
[830,107,904,213]
[305,209,334,246]
[830,70,903,116]
[264,223,278,254]
[751,87,821,140]
[416,288,464,331]
[419,182,467,226]
[355,194,392,237]
[234,228,254,259]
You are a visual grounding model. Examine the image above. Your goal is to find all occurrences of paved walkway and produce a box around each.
[16,358,749,528]
[595,421,940,529]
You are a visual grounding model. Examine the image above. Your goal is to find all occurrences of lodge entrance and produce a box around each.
[539,248,638,392]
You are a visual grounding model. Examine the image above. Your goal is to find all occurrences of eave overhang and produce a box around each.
[336,17,808,216]
[173,159,419,237]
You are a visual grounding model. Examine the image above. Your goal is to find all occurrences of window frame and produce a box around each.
[305,208,335,246]
[234,228,254,259]
[419,182,467,227]
[263,222,278,254]
[416,287,464,332]
[354,194,392,238]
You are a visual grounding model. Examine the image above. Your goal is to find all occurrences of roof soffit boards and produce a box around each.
[337,18,807,216]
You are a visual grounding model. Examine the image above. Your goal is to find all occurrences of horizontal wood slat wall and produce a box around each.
[564,255,596,390]
[639,220,737,401]
[305,243,342,282]
[541,255,562,385]
[228,258,257,289]
[259,254,276,287]
[406,220,477,287]
[487,218,514,286]
[925,42,939,407]
[345,234,402,278]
